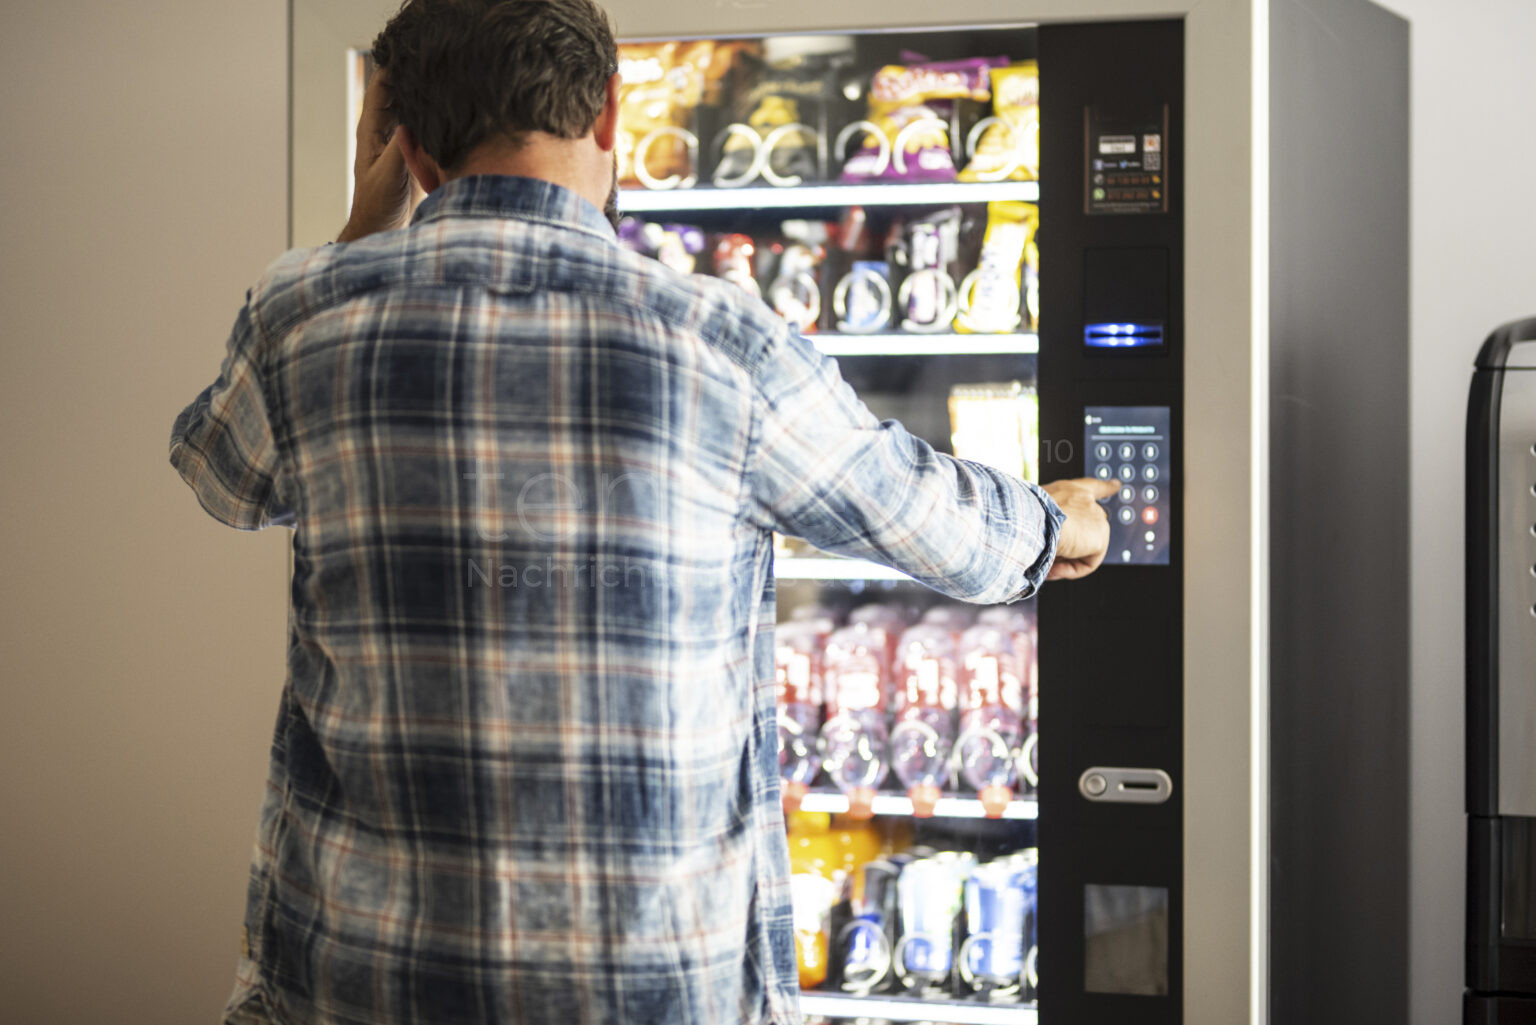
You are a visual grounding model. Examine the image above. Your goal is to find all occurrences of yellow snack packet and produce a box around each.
[955,201,1038,334]
[959,62,1039,183]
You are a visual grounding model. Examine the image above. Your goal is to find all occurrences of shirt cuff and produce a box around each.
[1011,482,1066,601]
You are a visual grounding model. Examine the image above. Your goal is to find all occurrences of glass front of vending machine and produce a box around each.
[301,8,1196,1025]
[610,22,1186,1025]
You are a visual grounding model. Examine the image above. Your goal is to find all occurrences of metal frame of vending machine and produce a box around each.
[291,2,1267,1024]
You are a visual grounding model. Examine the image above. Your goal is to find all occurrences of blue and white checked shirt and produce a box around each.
[170,175,1062,1025]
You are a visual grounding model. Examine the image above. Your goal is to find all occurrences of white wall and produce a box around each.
[1368,1,1536,1022]
[0,2,290,1021]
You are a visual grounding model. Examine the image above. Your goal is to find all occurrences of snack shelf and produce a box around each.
[619,180,1039,213]
[774,557,913,582]
[809,333,1038,357]
[798,790,1038,821]
[798,993,1039,1025]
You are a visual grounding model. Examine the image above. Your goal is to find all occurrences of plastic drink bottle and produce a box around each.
[775,620,826,811]
[889,622,958,817]
[820,623,890,819]
[956,622,1024,817]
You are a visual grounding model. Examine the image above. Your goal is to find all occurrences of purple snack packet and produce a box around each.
[840,55,1010,184]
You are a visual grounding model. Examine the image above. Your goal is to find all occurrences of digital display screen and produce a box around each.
[1085,406,1171,566]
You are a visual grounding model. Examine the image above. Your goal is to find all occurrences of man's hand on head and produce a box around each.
[1041,477,1119,581]
[337,71,426,243]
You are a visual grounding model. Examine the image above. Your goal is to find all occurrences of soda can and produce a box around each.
[958,853,1035,998]
[893,854,971,991]
[838,859,899,994]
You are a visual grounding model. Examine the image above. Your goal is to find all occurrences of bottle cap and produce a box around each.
[909,784,942,818]
[847,786,878,820]
[978,784,1013,819]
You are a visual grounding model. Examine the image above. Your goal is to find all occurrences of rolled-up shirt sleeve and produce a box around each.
[747,323,1064,603]
[168,296,293,530]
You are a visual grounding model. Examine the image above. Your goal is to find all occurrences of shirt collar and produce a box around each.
[410,174,616,242]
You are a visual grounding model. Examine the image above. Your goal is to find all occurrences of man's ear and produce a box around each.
[592,72,621,153]
[397,125,445,193]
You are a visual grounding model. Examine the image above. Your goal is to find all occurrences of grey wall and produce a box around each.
[1364,1,1536,1023]
[1269,1,1411,1022]
[0,1,290,1020]
[1271,1,1536,1022]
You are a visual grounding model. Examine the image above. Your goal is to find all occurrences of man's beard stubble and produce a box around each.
[603,154,620,231]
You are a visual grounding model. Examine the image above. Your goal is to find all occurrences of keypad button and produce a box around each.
[1118,443,1136,461]
[1143,443,1160,461]
[1143,485,1159,503]
[1143,465,1160,482]
[1144,530,1156,543]
[1118,506,1136,524]
[1119,486,1135,504]
[1096,464,1113,480]
[1118,464,1137,482]
[1096,443,1113,461]
[1142,506,1160,525]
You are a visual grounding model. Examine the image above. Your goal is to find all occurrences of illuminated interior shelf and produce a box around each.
[774,557,912,582]
[799,790,1038,821]
[619,180,1039,213]
[799,993,1038,1025]
[810,333,1038,357]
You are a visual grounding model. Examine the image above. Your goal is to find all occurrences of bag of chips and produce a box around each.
[714,47,851,187]
[949,381,1040,483]
[617,41,719,188]
[841,56,1007,183]
[959,62,1039,183]
[955,202,1038,334]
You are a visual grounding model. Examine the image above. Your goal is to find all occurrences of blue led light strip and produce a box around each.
[1084,321,1164,348]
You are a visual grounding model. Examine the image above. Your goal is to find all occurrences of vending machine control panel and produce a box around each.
[1085,405,1172,565]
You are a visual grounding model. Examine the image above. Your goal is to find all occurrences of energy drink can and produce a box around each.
[838,859,899,994]
[958,852,1035,998]
[893,853,972,992]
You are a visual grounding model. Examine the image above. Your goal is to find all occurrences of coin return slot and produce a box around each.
[1078,767,1174,804]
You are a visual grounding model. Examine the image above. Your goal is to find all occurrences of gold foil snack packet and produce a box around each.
[959,62,1040,183]
[617,41,718,186]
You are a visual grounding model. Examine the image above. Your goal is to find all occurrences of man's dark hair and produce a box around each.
[373,0,619,173]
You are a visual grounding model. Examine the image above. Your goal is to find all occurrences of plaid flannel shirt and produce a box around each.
[169,174,1063,1025]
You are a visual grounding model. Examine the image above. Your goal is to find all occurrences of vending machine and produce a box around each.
[290,0,1305,1022]
[1466,317,1536,1025]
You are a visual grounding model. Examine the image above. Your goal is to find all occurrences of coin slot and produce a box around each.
[1120,780,1159,791]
